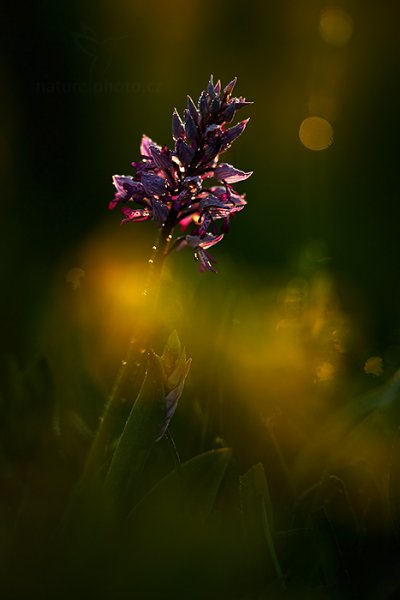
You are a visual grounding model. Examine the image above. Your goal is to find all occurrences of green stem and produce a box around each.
[82,220,175,480]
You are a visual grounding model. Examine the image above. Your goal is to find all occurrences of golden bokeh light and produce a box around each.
[364,356,383,376]
[319,7,353,47]
[299,116,334,151]
[315,360,335,382]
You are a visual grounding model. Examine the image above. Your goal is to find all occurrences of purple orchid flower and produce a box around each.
[110,76,252,272]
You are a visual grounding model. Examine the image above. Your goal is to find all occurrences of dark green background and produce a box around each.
[2,0,400,358]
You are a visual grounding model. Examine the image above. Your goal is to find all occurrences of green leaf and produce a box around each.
[104,351,166,504]
[127,447,232,529]
[308,509,350,592]
[107,449,232,598]
[239,462,285,587]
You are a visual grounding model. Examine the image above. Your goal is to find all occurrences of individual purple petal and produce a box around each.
[172,108,185,141]
[219,102,236,124]
[175,236,218,272]
[201,140,221,164]
[176,138,195,166]
[198,91,209,121]
[210,186,247,212]
[195,247,218,273]
[214,79,221,95]
[121,206,151,223]
[186,232,224,250]
[208,185,228,198]
[207,75,216,98]
[210,96,221,114]
[140,134,159,157]
[202,206,230,221]
[230,191,247,208]
[234,97,254,109]
[223,77,237,100]
[149,144,174,170]
[228,196,247,213]
[199,194,227,211]
[150,198,169,223]
[112,175,145,200]
[220,118,250,150]
[187,95,200,125]
[141,172,167,196]
[214,163,253,183]
[199,232,224,249]
[198,212,214,236]
[184,109,198,142]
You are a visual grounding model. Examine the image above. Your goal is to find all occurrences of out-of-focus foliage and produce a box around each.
[2,239,400,597]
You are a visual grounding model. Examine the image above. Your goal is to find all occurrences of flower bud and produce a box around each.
[156,330,192,440]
